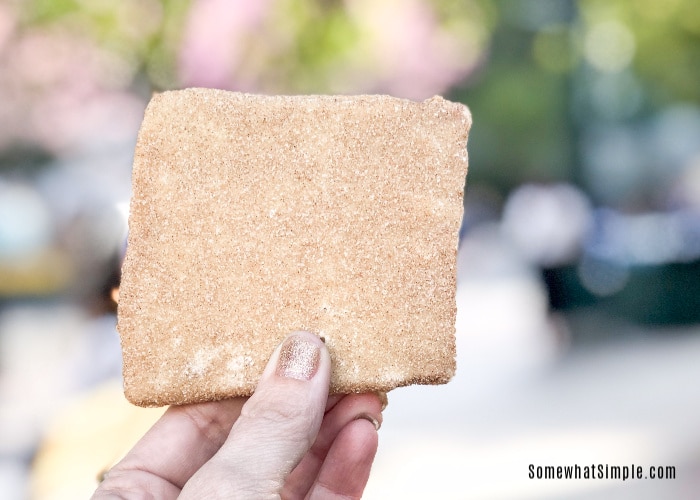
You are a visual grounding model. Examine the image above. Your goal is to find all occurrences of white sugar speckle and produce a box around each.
[227,355,253,372]
[185,348,217,378]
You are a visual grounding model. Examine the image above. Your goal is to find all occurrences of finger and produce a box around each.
[93,398,245,498]
[325,394,344,412]
[307,417,379,500]
[281,393,383,499]
[180,331,330,498]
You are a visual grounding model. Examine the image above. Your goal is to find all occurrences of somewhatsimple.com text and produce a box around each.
[529,463,675,481]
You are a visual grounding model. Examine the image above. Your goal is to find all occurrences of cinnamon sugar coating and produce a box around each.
[117,89,471,406]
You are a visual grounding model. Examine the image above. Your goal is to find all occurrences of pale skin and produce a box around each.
[93,331,384,499]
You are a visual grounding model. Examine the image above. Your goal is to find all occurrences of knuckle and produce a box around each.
[242,395,314,426]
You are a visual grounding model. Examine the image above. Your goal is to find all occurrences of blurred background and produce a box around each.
[1,0,699,498]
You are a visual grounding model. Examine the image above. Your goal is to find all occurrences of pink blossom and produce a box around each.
[178,0,272,90]
[345,0,479,99]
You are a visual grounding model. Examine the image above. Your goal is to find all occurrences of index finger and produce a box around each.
[99,397,246,492]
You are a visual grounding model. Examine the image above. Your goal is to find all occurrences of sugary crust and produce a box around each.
[118,88,471,406]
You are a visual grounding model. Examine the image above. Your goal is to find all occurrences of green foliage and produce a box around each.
[456,63,574,190]
[276,0,359,92]
[23,0,80,24]
[580,0,700,103]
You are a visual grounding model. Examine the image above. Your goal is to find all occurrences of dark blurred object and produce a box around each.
[499,183,700,326]
[543,207,700,325]
[543,261,700,325]
[94,253,121,316]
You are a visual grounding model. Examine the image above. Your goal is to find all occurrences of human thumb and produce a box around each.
[180,331,331,499]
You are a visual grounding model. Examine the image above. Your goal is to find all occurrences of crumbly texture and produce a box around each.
[118,88,471,407]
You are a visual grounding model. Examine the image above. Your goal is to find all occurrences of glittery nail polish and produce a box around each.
[276,336,320,381]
